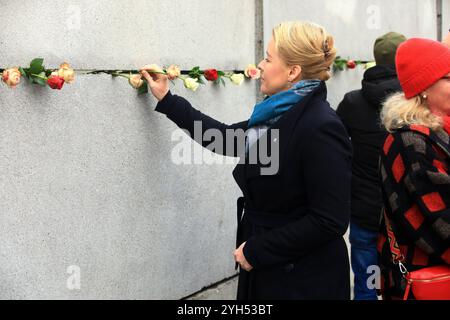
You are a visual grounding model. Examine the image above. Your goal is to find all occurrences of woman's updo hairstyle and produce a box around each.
[272,21,337,81]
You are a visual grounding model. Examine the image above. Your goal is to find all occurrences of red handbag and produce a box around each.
[384,211,450,300]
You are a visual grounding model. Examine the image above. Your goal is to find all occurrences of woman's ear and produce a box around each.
[289,65,302,82]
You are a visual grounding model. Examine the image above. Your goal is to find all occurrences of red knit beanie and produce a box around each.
[396,38,450,99]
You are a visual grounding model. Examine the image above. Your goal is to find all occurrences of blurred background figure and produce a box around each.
[337,32,406,300]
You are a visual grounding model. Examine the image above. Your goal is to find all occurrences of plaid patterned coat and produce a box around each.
[378,124,450,299]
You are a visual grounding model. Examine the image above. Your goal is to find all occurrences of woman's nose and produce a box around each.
[257,60,264,72]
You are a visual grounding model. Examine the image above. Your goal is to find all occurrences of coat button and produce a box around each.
[283,263,294,272]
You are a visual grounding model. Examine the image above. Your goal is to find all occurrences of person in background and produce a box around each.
[378,38,450,299]
[139,21,352,300]
[336,32,406,300]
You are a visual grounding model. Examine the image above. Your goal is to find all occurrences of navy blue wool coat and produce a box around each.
[154,82,352,300]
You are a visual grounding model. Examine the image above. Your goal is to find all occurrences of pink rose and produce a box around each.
[2,67,21,88]
[166,65,181,80]
[57,62,75,84]
[244,64,261,79]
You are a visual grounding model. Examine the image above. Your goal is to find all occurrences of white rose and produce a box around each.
[230,73,244,85]
[184,77,200,91]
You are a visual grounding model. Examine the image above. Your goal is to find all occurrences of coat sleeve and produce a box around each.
[155,91,249,157]
[243,118,352,269]
[389,131,450,264]
[336,93,352,137]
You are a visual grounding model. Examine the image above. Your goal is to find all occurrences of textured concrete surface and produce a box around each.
[0,75,255,299]
[187,276,238,300]
[443,0,450,38]
[263,0,439,108]
[263,0,437,59]
[0,0,255,70]
[1,0,256,300]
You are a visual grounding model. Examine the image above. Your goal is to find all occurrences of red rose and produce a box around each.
[47,75,65,90]
[204,69,218,81]
[346,60,357,69]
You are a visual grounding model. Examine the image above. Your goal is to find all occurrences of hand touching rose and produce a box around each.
[139,64,170,101]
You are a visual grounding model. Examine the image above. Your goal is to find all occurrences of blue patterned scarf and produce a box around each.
[248,80,321,128]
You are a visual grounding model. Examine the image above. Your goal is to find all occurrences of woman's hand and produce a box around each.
[139,64,169,101]
[234,242,253,272]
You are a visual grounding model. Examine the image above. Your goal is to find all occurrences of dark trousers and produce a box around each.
[350,221,379,300]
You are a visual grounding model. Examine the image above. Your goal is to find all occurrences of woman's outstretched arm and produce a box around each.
[155,91,248,157]
[141,65,248,158]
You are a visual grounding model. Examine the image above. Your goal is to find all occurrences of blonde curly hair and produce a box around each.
[381,92,443,132]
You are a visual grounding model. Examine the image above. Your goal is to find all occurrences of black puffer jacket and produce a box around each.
[337,65,402,231]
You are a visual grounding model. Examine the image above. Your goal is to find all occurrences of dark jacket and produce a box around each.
[378,125,450,299]
[155,82,352,300]
[337,66,402,231]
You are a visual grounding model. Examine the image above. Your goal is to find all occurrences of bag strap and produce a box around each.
[383,209,411,300]
[383,209,408,273]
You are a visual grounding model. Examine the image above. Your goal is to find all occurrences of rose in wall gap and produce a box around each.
[346,60,357,69]
[166,65,181,80]
[183,77,200,91]
[230,73,244,85]
[1,59,75,90]
[2,67,22,88]
[128,74,144,89]
[58,62,75,83]
[7,59,368,95]
[132,64,256,94]
[0,59,265,94]
[244,64,261,80]
[47,73,65,90]
[333,56,375,71]
[203,69,218,81]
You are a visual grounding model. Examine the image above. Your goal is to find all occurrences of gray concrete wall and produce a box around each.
[443,0,450,39]
[0,0,255,299]
[263,0,439,108]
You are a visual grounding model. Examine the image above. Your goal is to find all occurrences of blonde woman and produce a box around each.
[378,38,450,299]
[141,22,351,300]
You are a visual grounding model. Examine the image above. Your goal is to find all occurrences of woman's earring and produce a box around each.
[422,94,428,100]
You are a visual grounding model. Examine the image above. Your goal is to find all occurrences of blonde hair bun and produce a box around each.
[272,21,337,81]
